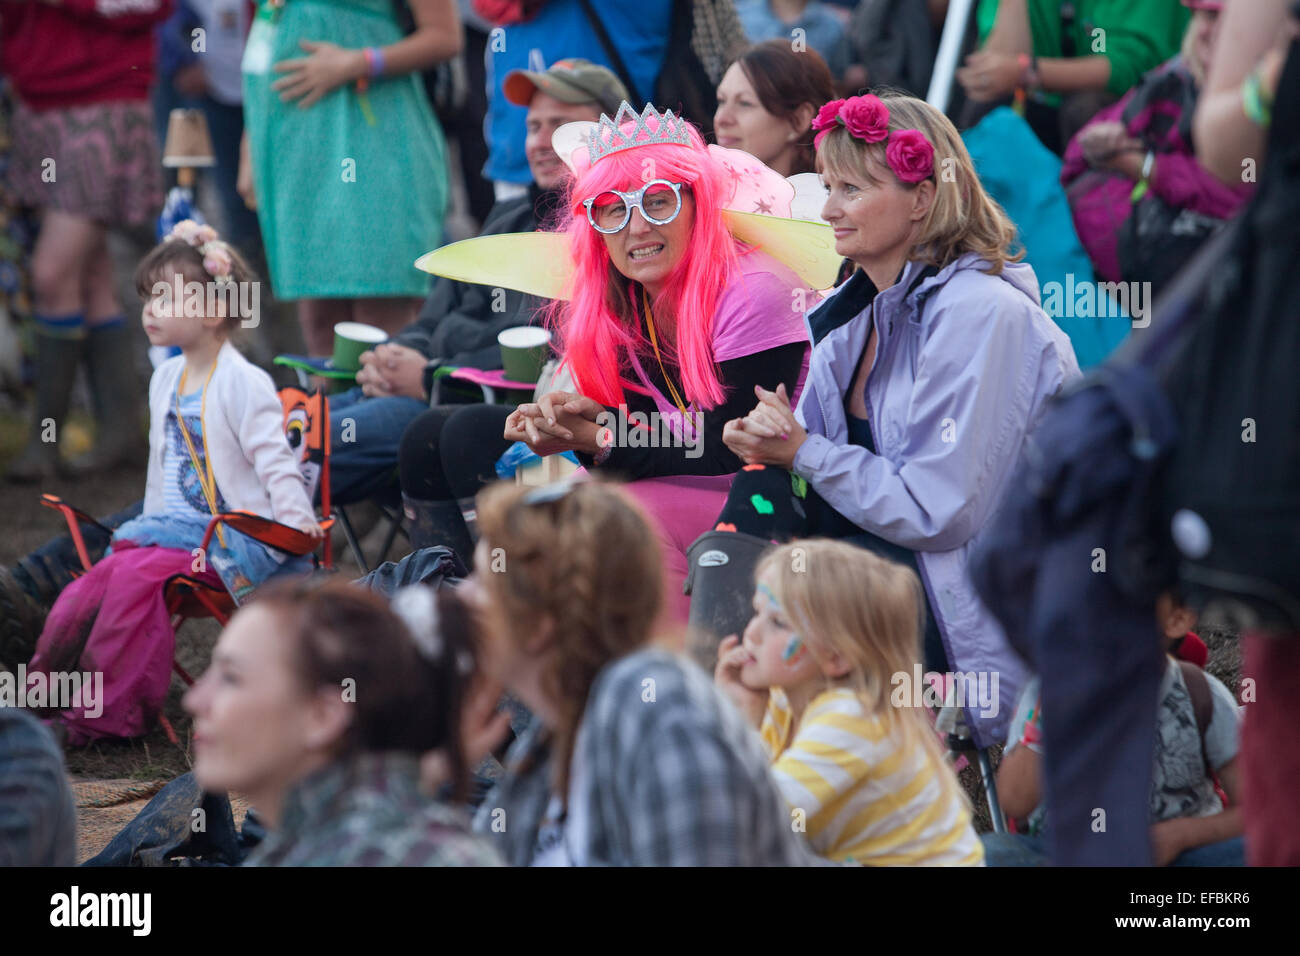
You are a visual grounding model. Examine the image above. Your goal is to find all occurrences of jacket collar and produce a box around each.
[812,259,944,396]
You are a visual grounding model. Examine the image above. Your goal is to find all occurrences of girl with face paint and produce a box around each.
[713,539,983,866]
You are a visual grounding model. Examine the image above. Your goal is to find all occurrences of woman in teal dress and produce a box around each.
[239,0,460,354]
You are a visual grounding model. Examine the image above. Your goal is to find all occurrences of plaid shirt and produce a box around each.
[0,707,76,866]
[245,752,502,867]
[475,648,817,866]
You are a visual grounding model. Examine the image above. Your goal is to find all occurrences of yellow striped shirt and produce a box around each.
[760,688,984,866]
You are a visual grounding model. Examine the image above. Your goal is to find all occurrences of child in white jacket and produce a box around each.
[27,222,320,745]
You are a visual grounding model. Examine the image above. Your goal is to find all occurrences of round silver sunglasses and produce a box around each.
[582,180,686,234]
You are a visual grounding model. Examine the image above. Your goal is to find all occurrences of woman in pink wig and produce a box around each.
[501,101,814,623]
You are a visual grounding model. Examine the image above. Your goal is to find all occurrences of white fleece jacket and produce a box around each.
[144,340,316,528]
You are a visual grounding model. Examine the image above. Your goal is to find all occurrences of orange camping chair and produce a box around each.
[40,387,337,743]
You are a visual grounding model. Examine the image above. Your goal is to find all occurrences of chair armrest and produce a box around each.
[200,511,336,557]
[39,494,112,571]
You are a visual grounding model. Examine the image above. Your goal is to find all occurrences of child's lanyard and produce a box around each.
[176,361,227,548]
[641,288,690,420]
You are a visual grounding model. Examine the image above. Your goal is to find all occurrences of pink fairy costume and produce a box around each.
[551,104,812,621]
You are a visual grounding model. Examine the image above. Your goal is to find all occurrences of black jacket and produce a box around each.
[396,184,558,372]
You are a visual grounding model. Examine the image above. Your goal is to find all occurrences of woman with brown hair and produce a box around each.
[184,578,500,866]
[464,479,810,866]
[713,39,837,177]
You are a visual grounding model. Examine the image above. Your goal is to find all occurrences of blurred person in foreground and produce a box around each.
[186,578,501,866]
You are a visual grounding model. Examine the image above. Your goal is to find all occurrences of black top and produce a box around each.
[575,319,807,481]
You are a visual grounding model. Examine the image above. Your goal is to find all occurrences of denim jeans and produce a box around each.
[328,388,431,504]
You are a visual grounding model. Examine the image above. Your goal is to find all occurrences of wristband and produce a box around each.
[592,431,614,466]
[364,46,385,78]
[1017,53,1040,90]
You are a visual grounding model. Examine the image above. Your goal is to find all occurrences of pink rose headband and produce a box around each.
[167,219,235,284]
[811,95,935,184]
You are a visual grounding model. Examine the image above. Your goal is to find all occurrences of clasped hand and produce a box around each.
[722,383,805,470]
[356,343,427,400]
[504,390,607,457]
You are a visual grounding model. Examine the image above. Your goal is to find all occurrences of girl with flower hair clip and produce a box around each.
[25,222,324,746]
[688,91,1082,749]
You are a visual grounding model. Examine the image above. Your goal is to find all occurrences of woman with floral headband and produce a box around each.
[688,92,1081,747]
[25,222,323,746]
[406,101,822,620]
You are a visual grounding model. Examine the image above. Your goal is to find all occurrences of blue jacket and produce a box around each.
[794,254,1081,744]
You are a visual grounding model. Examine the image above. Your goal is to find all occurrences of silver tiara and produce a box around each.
[588,101,692,165]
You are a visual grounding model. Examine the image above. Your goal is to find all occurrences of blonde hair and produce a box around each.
[756,539,967,811]
[816,91,1022,275]
[475,480,664,798]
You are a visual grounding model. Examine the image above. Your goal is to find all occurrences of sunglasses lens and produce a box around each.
[591,192,628,232]
[641,184,680,224]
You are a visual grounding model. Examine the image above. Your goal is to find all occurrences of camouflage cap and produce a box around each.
[503,58,631,117]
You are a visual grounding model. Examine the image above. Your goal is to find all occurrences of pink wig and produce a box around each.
[549,119,739,409]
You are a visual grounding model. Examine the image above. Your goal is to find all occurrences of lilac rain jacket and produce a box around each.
[793,254,1082,745]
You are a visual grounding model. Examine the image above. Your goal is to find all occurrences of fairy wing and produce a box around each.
[722,209,842,291]
[414,232,575,301]
[413,213,841,300]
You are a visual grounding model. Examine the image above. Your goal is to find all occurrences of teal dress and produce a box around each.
[242,0,447,299]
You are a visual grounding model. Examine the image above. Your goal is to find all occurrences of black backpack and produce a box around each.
[1158,39,1300,632]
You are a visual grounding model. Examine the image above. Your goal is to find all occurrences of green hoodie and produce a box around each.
[977,0,1191,96]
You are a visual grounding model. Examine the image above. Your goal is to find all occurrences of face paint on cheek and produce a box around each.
[782,634,806,665]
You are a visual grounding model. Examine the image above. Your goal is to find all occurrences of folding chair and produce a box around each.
[39,386,337,744]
